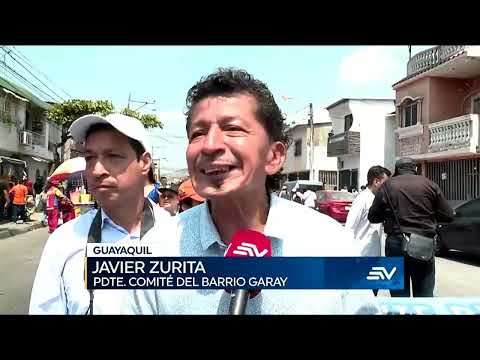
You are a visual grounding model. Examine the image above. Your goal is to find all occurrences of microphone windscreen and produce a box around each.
[224,229,272,299]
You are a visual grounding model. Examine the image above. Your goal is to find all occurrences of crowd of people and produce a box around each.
[145,174,205,216]
[0,174,78,234]
[28,67,453,315]
[0,176,41,224]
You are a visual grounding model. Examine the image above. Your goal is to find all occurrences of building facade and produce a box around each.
[393,45,480,203]
[327,98,396,190]
[282,118,338,189]
[0,76,61,183]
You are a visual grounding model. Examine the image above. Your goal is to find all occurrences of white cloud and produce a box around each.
[339,46,402,87]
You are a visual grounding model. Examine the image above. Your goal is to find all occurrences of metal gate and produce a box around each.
[339,169,358,190]
[318,170,338,190]
[425,158,480,201]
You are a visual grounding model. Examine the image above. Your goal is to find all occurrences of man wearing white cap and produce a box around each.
[29,113,174,315]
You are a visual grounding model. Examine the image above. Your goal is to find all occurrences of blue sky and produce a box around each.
[5,46,433,171]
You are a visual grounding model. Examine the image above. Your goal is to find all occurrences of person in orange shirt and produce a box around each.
[10,179,29,223]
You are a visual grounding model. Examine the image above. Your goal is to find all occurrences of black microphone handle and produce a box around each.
[229,289,249,315]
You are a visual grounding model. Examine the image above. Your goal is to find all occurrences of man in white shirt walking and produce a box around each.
[303,188,317,209]
[345,165,391,295]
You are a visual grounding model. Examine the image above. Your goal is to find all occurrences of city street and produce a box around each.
[1,227,480,314]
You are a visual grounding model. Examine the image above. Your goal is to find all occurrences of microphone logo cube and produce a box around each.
[232,242,268,257]
[224,229,272,258]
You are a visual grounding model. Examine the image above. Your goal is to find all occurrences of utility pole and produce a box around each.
[408,45,412,60]
[127,93,155,112]
[309,102,315,181]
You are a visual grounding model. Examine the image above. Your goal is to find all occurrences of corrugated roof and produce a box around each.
[0,75,52,111]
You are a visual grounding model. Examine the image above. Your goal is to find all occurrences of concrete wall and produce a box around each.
[309,124,338,172]
[283,123,338,179]
[338,154,359,170]
[328,101,352,134]
[429,77,469,122]
[461,77,480,113]
[284,125,308,173]
[0,122,20,153]
[350,100,395,187]
[329,99,395,188]
[384,114,397,173]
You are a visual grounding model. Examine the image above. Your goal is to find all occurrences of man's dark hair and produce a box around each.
[367,166,391,186]
[394,157,417,176]
[184,68,291,192]
[85,123,145,160]
[360,185,366,190]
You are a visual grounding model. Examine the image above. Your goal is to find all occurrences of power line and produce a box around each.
[11,46,73,99]
[1,47,65,102]
[0,51,59,103]
[150,133,185,144]
[0,60,59,103]
[2,46,65,101]
[0,61,57,103]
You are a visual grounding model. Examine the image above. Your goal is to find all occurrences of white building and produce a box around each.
[326,98,396,190]
[282,107,338,189]
[0,76,61,183]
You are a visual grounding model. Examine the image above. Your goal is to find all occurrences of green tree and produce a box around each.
[120,107,162,129]
[47,99,163,170]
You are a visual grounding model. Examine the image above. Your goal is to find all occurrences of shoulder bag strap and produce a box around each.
[84,198,155,315]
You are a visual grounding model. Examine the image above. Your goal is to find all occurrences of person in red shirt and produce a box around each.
[45,179,67,233]
[10,179,29,223]
[24,177,34,196]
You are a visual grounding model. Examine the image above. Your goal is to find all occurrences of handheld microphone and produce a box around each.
[224,229,272,315]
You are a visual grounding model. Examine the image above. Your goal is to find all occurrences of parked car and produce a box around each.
[436,197,480,256]
[315,190,355,223]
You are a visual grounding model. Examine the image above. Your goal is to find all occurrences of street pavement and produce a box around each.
[1,227,480,314]
[0,227,49,314]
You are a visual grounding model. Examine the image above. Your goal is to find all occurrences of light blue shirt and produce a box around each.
[125,195,379,315]
[29,200,174,315]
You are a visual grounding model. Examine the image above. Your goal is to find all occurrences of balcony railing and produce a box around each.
[428,114,479,153]
[327,131,360,157]
[407,45,466,77]
[18,129,46,147]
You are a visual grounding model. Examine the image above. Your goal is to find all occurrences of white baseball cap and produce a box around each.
[69,113,150,153]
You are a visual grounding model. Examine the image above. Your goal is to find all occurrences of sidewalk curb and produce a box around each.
[0,221,46,239]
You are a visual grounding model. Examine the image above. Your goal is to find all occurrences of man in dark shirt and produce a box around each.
[368,157,454,297]
[33,177,44,195]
